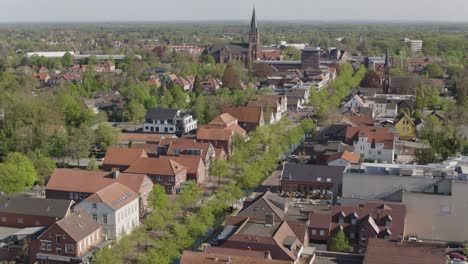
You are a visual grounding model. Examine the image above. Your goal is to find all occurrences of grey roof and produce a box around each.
[207,43,249,56]
[55,208,100,242]
[145,107,180,121]
[0,197,73,218]
[281,163,344,183]
[238,191,287,220]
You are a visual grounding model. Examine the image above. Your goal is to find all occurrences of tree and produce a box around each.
[93,247,122,264]
[87,157,99,171]
[47,130,68,163]
[193,75,202,96]
[422,63,444,78]
[222,63,241,89]
[68,125,94,166]
[329,230,351,252]
[0,152,37,194]
[202,55,216,65]
[61,52,74,67]
[94,123,120,152]
[30,151,56,186]
[210,158,231,187]
[149,185,169,210]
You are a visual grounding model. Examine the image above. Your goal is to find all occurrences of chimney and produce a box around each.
[112,169,120,179]
[264,251,272,259]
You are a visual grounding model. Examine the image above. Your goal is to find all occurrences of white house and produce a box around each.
[366,97,398,118]
[143,107,197,134]
[77,182,139,240]
[343,95,367,108]
[346,127,396,163]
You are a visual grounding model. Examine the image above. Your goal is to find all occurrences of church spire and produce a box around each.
[384,48,390,75]
[250,7,257,35]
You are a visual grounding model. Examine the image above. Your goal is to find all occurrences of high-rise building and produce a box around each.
[410,40,423,57]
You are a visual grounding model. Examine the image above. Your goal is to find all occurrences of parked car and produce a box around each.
[450,253,467,261]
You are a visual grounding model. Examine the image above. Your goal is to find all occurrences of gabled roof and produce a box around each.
[394,112,414,126]
[0,197,73,218]
[342,115,375,126]
[54,208,100,242]
[145,107,180,120]
[125,157,186,176]
[46,169,149,195]
[238,191,287,220]
[209,113,238,127]
[166,139,213,160]
[84,182,138,210]
[103,147,147,167]
[345,126,395,149]
[326,151,360,164]
[309,213,331,229]
[224,106,263,124]
[197,126,234,141]
[159,155,203,176]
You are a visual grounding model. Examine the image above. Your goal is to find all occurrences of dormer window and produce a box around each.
[338,211,346,224]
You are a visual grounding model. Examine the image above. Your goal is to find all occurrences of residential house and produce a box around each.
[125,157,187,194]
[345,126,396,163]
[77,183,139,240]
[366,98,398,118]
[341,115,375,127]
[224,106,265,133]
[363,239,446,264]
[93,61,115,73]
[161,138,216,168]
[118,133,170,147]
[102,147,148,172]
[393,112,416,141]
[218,216,304,263]
[0,197,74,228]
[343,95,367,108]
[247,95,287,124]
[29,208,105,264]
[309,202,406,253]
[200,77,222,93]
[314,123,351,144]
[46,169,153,215]
[326,151,360,168]
[280,163,344,199]
[143,107,197,135]
[159,155,206,184]
[197,126,236,156]
[180,250,292,264]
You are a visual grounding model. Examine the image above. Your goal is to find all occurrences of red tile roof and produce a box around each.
[345,126,395,149]
[209,113,238,126]
[224,106,263,124]
[166,139,214,160]
[363,239,446,264]
[180,250,291,264]
[46,169,148,195]
[54,208,101,242]
[308,213,331,229]
[342,115,375,126]
[119,133,167,144]
[159,155,203,177]
[197,126,234,141]
[103,147,147,167]
[326,151,360,164]
[125,157,186,176]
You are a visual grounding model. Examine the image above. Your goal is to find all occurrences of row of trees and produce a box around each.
[93,118,315,264]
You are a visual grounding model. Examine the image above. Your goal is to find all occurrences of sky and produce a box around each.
[1,0,467,23]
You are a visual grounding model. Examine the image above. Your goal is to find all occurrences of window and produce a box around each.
[69,192,74,200]
[350,232,355,239]
[65,244,75,254]
[339,216,344,224]
[74,193,79,200]
[103,215,108,224]
[156,176,162,181]
[40,241,52,251]
[317,177,322,182]
[56,235,61,244]
[1,217,6,222]
[56,248,62,254]
[319,230,325,236]
[169,177,175,182]
[17,218,23,224]
[92,214,97,222]
[326,178,331,182]
[92,203,97,209]
[351,218,357,225]
[311,229,317,235]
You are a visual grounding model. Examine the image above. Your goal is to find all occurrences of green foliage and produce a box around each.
[29,150,56,186]
[419,116,462,161]
[422,63,444,78]
[149,185,169,210]
[282,46,301,60]
[0,152,37,194]
[61,52,74,67]
[222,63,241,89]
[93,123,120,152]
[126,100,146,124]
[86,157,99,171]
[329,230,352,252]
[68,125,94,165]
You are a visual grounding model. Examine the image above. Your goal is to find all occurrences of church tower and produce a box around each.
[248,7,260,69]
[382,49,391,93]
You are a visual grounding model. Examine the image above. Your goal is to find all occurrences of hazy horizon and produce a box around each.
[2,0,468,23]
